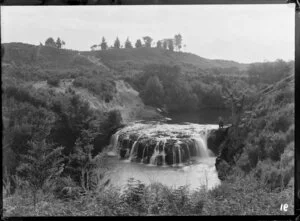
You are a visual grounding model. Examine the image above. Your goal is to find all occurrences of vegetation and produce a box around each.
[100,37,108,50]
[114,37,121,49]
[174,34,183,51]
[135,39,142,48]
[88,34,183,51]
[143,36,153,48]
[125,37,133,49]
[3,171,294,216]
[2,41,294,216]
[215,71,294,200]
[47,77,60,87]
[45,37,65,49]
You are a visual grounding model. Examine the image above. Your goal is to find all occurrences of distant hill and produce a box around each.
[2,42,248,72]
[83,47,249,72]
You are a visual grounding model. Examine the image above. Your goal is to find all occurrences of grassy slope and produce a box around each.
[2,42,161,123]
[84,47,248,72]
[3,42,248,71]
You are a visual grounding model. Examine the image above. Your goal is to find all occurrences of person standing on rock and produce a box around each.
[218,116,224,129]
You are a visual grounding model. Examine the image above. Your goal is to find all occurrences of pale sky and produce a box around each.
[1,5,295,63]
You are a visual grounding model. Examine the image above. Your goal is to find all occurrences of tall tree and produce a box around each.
[61,40,66,48]
[125,37,133,49]
[100,37,108,50]
[162,40,168,50]
[56,37,62,49]
[143,36,153,48]
[135,39,142,48]
[167,39,174,51]
[156,41,162,49]
[174,34,182,51]
[141,76,165,107]
[45,37,56,48]
[114,37,121,49]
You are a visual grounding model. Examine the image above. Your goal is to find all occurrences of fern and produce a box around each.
[16,140,65,206]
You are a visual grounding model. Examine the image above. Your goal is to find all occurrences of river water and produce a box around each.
[104,110,230,192]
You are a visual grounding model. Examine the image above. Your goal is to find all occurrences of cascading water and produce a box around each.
[109,121,219,166]
[128,135,142,161]
[107,131,121,156]
[178,145,182,165]
[105,121,223,191]
[193,138,209,158]
[149,141,160,165]
[162,139,166,166]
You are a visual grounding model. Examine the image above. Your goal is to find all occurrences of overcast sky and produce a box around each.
[1,5,295,63]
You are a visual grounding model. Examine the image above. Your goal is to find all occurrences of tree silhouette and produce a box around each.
[56,37,62,49]
[167,39,174,51]
[125,37,133,49]
[162,40,168,50]
[45,37,56,48]
[174,34,182,51]
[100,37,108,50]
[143,36,153,48]
[114,37,121,49]
[135,39,142,48]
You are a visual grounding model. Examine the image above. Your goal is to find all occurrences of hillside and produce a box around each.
[2,41,295,216]
[2,42,248,72]
[31,79,161,123]
[82,47,249,72]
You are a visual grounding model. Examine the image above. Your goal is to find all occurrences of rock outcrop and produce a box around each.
[207,127,230,155]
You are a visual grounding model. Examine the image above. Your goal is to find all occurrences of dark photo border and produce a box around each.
[1,0,298,220]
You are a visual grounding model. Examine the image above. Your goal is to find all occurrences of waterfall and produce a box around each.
[173,146,176,165]
[128,141,138,161]
[178,146,182,165]
[110,122,219,166]
[142,145,147,163]
[193,137,209,158]
[150,141,160,165]
[162,139,166,166]
[110,131,120,151]
[128,135,142,161]
[184,143,191,162]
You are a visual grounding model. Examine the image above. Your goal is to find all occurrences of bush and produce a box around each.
[216,160,231,180]
[47,77,60,87]
[265,132,286,161]
[236,151,251,173]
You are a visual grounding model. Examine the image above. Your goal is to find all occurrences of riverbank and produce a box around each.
[3,166,293,216]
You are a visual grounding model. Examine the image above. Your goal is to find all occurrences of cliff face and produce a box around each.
[207,126,240,181]
[214,127,244,180]
[207,127,230,156]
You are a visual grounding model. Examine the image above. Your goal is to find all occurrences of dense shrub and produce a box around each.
[247,59,292,85]
[132,64,229,112]
[3,172,294,216]
[72,74,116,102]
[47,77,60,87]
